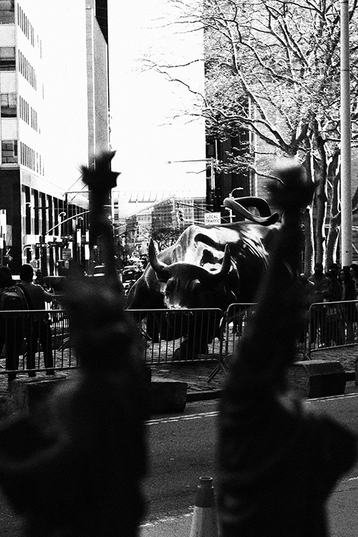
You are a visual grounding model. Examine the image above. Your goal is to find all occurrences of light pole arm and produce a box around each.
[46,211,89,235]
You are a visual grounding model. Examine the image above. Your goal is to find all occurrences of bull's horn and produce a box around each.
[148,239,170,280]
[209,244,231,282]
[232,196,272,216]
[223,198,279,226]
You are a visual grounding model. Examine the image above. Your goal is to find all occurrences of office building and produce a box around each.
[0,0,109,274]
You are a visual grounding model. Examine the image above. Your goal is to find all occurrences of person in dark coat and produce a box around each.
[339,266,357,343]
[217,161,357,537]
[0,266,28,382]
[20,263,54,376]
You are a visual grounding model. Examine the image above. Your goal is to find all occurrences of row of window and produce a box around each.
[19,95,38,131]
[17,4,34,45]
[1,139,16,163]
[0,93,39,132]
[20,141,43,174]
[0,0,14,25]
[0,139,44,175]
[22,185,66,237]
[0,46,15,71]
[0,92,16,117]
[18,50,37,89]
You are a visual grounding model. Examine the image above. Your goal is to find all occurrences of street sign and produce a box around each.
[204,212,221,225]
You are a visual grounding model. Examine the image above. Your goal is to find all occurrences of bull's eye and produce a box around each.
[189,279,201,293]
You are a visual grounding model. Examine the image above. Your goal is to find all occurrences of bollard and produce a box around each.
[189,476,218,537]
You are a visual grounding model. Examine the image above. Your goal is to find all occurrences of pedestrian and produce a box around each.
[297,273,315,349]
[217,161,357,537]
[349,263,358,297]
[308,262,329,345]
[0,266,28,382]
[322,266,343,346]
[339,266,357,343]
[20,263,54,376]
[34,269,50,290]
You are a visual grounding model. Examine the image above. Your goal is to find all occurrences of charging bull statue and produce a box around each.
[127,196,281,358]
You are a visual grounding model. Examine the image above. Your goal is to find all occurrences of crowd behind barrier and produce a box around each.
[0,307,76,379]
[0,299,357,379]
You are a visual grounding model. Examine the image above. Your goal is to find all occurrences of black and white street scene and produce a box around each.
[0,1,358,536]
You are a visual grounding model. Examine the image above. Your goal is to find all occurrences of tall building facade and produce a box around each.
[0,0,109,274]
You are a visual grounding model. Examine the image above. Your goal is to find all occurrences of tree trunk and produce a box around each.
[313,134,328,266]
[303,207,314,275]
[325,153,341,268]
[302,151,315,275]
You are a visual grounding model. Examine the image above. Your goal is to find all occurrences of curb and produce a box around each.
[186,371,356,404]
[187,390,222,402]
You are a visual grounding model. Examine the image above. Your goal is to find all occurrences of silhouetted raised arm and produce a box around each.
[218,160,357,537]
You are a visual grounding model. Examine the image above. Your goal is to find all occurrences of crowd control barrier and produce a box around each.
[0,308,76,378]
[307,300,358,356]
[0,299,357,378]
[127,308,224,364]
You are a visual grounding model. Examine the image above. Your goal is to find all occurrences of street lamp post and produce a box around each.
[340,0,352,267]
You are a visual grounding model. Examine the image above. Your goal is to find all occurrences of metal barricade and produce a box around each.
[0,308,77,379]
[220,303,257,359]
[207,303,257,382]
[2,298,355,378]
[127,308,224,364]
[307,300,358,357]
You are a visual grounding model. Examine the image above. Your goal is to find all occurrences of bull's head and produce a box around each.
[148,239,233,309]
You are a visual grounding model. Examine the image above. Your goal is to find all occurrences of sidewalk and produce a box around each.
[0,345,356,414]
[150,345,357,402]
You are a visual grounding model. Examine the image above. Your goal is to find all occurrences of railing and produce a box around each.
[127,308,224,364]
[0,300,357,379]
[0,309,76,379]
[219,303,257,360]
[307,300,358,356]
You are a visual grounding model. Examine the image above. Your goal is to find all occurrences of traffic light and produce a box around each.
[176,209,184,226]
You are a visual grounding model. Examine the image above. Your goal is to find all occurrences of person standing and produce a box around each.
[0,266,28,382]
[339,266,357,343]
[349,263,358,298]
[20,264,54,376]
[322,266,343,346]
[308,263,329,345]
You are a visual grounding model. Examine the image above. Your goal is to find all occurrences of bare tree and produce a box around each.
[148,0,358,271]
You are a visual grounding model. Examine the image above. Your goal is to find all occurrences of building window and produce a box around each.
[0,93,16,117]
[1,140,17,163]
[0,0,14,24]
[0,47,15,70]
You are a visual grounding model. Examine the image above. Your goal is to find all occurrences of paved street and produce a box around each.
[140,388,358,536]
[0,348,357,536]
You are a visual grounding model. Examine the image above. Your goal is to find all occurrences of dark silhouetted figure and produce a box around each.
[20,263,54,376]
[0,152,148,537]
[0,266,28,382]
[218,160,357,537]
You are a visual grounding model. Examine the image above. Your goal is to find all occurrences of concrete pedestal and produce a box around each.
[150,378,187,414]
[287,360,346,398]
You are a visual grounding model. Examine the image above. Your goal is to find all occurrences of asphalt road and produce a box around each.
[144,400,219,521]
[1,392,358,536]
[142,391,358,535]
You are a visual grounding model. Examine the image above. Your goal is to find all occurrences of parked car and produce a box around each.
[122,266,143,295]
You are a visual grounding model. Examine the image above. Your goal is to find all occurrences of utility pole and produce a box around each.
[340,0,352,267]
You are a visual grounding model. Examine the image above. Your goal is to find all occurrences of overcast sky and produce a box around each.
[107,0,206,197]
